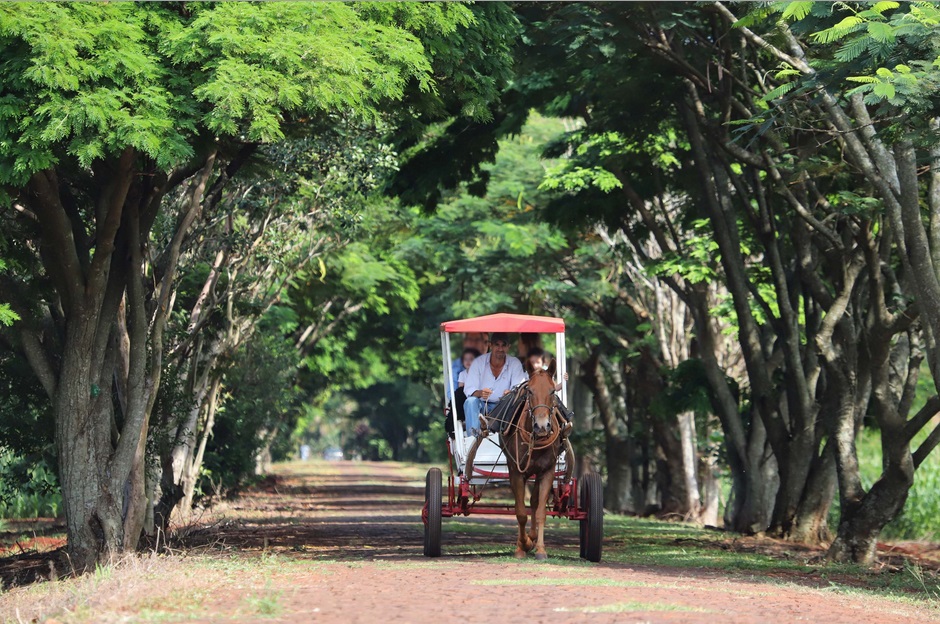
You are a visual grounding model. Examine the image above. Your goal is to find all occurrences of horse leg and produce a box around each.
[533,470,554,560]
[510,471,533,557]
[527,477,539,546]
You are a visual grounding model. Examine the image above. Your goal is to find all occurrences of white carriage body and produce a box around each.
[440,313,569,485]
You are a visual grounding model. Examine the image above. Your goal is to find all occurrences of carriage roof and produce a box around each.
[440,313,565,334]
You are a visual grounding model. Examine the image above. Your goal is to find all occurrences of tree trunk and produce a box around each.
[57,311,150,569]
[788,441,836,544]
[176,375,222,522]
[570,365,598,476]
[57,341,124,569]
[604,437,635,513]
[698,449,720,527]
[728,415,778,534]
[829,453,912,564]
[653,412,698,519]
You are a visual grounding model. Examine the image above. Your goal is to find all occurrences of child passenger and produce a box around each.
[526,347,573,430]
[457,348,481,388]
[526,347,567,390]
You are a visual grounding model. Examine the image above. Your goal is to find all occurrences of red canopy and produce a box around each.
[440,313,565,334]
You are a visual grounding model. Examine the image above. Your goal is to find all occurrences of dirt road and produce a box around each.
[170,460,938,623]
[2,459,938,623]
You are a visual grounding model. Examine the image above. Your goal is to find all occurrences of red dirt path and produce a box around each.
[2,460,938,623]
[172,460,939,623]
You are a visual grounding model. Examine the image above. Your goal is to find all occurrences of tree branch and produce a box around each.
[913,414,940,469]
[19,328,58,400]
[88,147,137,298]
[904,395,940,443]
[26,170,85,310]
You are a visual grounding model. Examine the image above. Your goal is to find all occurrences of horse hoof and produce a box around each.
[514,549,527,559]
[534,552,548,561]
[523,538,534,552]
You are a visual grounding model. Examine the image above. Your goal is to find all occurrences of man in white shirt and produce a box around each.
[463,332,527,436]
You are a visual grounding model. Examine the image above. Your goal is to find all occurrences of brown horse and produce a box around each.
[503,359,565,559]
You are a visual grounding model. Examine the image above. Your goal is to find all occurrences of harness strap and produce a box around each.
[507,400,564,475]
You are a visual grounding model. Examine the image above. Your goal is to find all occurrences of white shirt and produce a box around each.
[464,352,527,401]
[457,370,468,386]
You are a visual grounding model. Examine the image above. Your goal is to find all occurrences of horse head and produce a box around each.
[525,357,557,440]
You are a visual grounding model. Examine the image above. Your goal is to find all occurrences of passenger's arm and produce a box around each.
[509,358,527,388]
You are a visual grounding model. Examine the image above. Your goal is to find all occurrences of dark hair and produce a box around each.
[520,332,542,349]
[526,347,546,359]
[491,331,510,345]
[461,348,481,359]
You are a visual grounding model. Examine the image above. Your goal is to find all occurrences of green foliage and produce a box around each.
[0,350,53,458]
[854,427,940,541]
[540,165,623,193]
[0,304,16,327]
[0,3,190,175]
[0,2,481,186]
[0,450,61,519]
[648,220,720,285]
[780,2,940,110]
[0,259,16,326]
[199,328,303,496]
[385,3,522,207]
[165,3,447,140]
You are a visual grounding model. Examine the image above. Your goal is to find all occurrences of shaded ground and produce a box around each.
[2,460,940,623]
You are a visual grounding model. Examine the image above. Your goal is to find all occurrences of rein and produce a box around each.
[507,391,563,475]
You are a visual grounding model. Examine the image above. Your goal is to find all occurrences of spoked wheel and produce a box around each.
[423,467,442,557]
[579,471,603,562]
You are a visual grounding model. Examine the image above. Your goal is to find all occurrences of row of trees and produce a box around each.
[503,1,940,563]
[0,3,517,570]
[370,1,940,564]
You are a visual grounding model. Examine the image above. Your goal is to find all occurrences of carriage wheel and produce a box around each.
[579,471,603,562]
[424,468,442,557]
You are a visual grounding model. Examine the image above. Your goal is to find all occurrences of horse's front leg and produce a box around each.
[527,477,539,546]
[533,470,555,560]
[510,471,533,557]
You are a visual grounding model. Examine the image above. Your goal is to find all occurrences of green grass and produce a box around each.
[554,601,711,613]
[243,584,284,617]
[444,511,940,604]
[853,427,940,541]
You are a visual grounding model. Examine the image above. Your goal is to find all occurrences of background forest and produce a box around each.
[4,1,940,569]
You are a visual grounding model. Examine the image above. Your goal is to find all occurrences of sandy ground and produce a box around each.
[2,460,939,623]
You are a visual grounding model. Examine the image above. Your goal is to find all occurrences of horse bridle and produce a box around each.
[525,369,558,422]
[511,375,562,474]
[525,387,554,422]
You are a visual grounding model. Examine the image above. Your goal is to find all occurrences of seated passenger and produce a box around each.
[457,347,481,390]
[448,332,488,401]
[451,348,481,428]
[526,347,568,391]
[463,332,527,437]
[517,332,543,365]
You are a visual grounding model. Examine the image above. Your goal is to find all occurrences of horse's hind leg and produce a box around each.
[510,472,533,557]
[533,470,555,560]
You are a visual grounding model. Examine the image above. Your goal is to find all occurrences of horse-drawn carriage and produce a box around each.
[422,313,604,561]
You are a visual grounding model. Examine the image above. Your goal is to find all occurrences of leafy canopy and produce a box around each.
[0,2,474,185]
